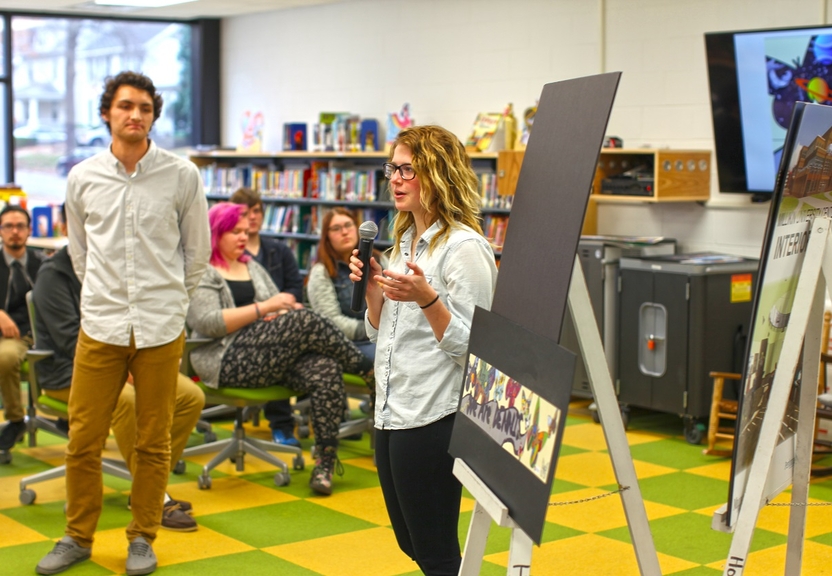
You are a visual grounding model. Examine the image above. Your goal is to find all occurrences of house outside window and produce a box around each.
[12,16,194,204]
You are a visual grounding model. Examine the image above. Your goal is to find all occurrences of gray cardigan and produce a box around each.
[186,259,279,388]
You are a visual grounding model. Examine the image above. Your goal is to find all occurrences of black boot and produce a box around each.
[0,419,26,452]
[309,445,344,495]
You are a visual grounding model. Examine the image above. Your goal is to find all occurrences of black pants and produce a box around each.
[375,414,462,576]
[264,398,296,432]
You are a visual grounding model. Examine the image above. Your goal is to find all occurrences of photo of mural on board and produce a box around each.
[459,354,562,483]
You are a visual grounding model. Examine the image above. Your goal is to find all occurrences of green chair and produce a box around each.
[179,338,304,489]
[181,382,305,489]
[18,292,132,505]
[339,374,374,444]
[179,339,370,489]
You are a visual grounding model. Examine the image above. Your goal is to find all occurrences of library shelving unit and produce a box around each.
[496,148,712,234]
[189,149,513,273]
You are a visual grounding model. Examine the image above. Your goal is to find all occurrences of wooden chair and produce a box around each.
[704,311,832,461]
[703,372,742,456]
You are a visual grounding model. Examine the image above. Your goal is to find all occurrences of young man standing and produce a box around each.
[0,205,42,460]
[36,71,210,576]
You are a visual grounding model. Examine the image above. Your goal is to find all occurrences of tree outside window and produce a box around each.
[12,17,193,204]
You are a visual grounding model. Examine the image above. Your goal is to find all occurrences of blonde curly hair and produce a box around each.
[388,125,483,256]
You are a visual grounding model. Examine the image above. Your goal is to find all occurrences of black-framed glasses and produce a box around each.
[383,162,416,180]
[0,223,27,232]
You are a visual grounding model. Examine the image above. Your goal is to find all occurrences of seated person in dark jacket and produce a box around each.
[230,187,304,447]
[0,205,43,457]
[32,207,204,531]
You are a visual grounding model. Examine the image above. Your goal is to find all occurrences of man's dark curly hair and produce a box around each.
[99,71,163,133]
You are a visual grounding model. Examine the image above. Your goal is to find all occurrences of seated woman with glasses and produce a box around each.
[306,207,384,364]
[186,202,374,495]
[350,125,498,575]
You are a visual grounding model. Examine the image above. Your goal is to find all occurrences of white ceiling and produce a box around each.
[0,0,345,19]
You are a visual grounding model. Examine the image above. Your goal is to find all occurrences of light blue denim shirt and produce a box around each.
[366,221,497,430]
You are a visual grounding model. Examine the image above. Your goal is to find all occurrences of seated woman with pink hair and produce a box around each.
[186,202,373,495]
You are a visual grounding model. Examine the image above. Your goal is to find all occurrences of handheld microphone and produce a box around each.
[351,221,379,312]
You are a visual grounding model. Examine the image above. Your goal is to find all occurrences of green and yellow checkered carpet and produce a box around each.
[2,402,832,575]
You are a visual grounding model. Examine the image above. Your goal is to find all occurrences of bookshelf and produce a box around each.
[592,149,711,203]
[190,150,512,271]
[496,149,712,234]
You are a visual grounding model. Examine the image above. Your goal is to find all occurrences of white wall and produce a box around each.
[222,0,832,257]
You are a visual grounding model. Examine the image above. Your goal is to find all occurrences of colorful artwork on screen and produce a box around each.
[765,34,832,169]
[458,353,562,483]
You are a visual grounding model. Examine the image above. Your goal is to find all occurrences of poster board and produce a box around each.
[726,101,832,527]
[449,72,621,544]
[490,73,621,342]
[449,308,575,544]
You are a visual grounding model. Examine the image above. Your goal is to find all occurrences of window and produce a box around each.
[11,16,197,205]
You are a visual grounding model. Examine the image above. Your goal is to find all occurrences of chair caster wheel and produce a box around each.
[293,455,305,471]
[173,460,186,475]
[19,488,36,505]
[197,474,212,490]
[274,472,290,487]
[0,450,11,465]
[298,425,310,439]
[203,431,217,443]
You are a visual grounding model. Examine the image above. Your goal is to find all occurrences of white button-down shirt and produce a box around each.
[66,140,211,348]
[366,222,498,429]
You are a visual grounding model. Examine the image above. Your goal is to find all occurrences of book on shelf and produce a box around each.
[482,214,509,249]
[465,112,505,153]
[302,206,322,235]
[32,206,53,238]
[238,110,265,153]
[360,119,380,152]
[386,103,413,151]
[345,115,362,152]
[283,123,307,151]
[319,112,350,152]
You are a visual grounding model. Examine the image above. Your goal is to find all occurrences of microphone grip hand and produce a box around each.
[351,237,374,312]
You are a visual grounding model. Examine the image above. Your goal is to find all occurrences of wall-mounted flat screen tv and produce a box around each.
[706,25,832,198]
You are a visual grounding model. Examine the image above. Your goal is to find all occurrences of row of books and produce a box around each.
[261,204,396,242]
[308,161,382,201]
[263,204,303,234]
[198,162,384,202]
[483,214,509,248]
[200,162,512,208]
[478,172,513,210]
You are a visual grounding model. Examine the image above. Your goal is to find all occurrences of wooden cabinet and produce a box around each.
[495,148,712,235]
[593,149,711,202]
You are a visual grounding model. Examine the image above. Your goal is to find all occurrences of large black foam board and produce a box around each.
[491,73,621,343]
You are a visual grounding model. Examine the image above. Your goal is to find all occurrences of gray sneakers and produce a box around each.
[36,534,157,575]
[36,536,91,575]
[126,536,157,576]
